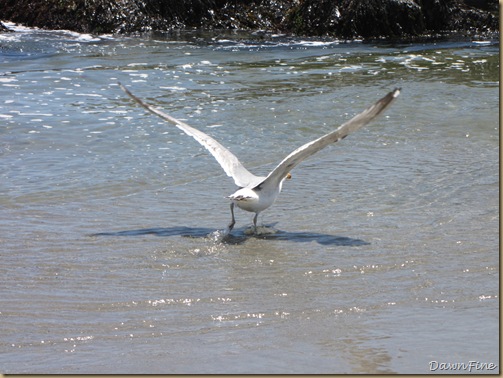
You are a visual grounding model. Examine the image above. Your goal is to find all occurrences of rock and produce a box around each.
[286,0,426,38]
[199,0,295,31]
[285,0,498,38]
[419,0,498,35]
[0,0,217,33]
[0,0,498,38]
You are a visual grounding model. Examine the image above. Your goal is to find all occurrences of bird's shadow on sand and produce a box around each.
[91,224,369,246]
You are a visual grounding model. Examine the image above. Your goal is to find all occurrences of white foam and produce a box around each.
[1,20,108,42]
[160,86,187,92]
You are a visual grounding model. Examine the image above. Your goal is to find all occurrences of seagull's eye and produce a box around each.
[286,173,292,180]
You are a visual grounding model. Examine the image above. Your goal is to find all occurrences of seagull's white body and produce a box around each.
[119,83,400,233]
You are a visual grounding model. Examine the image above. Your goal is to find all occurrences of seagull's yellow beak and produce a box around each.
[286,172,292,180]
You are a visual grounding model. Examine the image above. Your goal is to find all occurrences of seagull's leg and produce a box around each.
[228,203,236,232]
[253,212,259,234]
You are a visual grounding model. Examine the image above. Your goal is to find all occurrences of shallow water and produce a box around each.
[0,23,499,374]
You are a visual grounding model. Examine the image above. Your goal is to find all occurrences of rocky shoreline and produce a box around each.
[0,0,498,39]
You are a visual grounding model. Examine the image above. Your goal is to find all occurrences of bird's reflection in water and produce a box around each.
[91,225,369,246]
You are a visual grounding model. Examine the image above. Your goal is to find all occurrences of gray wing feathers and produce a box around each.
[119,83,261,188]
[257,88,400,189]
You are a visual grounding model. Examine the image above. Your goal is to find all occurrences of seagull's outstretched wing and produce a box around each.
[256,88,401,189]
[119,83,263,188]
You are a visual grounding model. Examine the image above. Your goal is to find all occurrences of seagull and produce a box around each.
[119,83,400,234]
